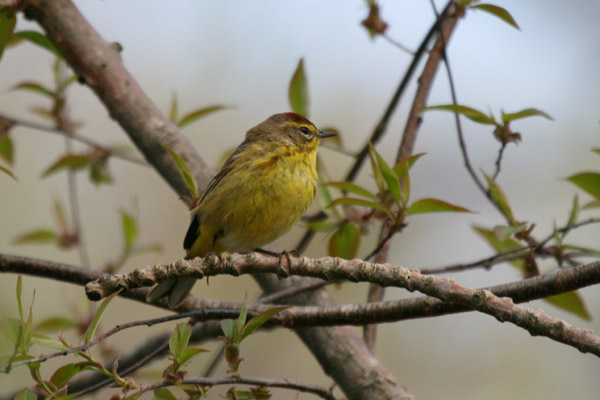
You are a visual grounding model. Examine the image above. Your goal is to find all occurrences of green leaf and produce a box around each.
[322,181,377,200]
[14,30,63,59]
[220,319,235,339]
[23,291,34,354]
[0,134,13,165]
[50,363,83,388]
[178,105,228,128]
[304,220,338,232]
[288,58,309,117]
[153,388,178,400]
[239,306,289,342]
[13,388,38,400]
[235,300,248,341]
[35,315,76,331]
[16,275,23,321]
[393,153,426,182]
[407,198,472,215]
[12,81,55,98]
[58,74,78,93]
[0,317,21,345]
[472,4,520,30]
[544,291,590,321]
[501,108,553,123]
[566,195,579,229]
[83,289,119,344]
[169,92,178,122]
[0,163,15,180]
[566,172,600,199]
[32,332,68,350]
[367,141,385,193]
[53,197,69,233]
[178,347,208,366]
[328,222,361,259]
[425,104,497,125]
[13,229,57,245]
[162,145,199,198]
[327,197,394,219]
[592,148,600,156]
[492,223,528,241]
[88,160,112,185]
[483,173,516,224]
[42,154,91,178]
[473,226,524,270]
[582,199,600,209]
[169,323,191,361]
[0,7,16,61]
[119,210,138,250]
[562,244,600,258]
[369,143,402,203]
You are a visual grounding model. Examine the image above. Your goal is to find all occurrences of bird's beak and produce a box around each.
[317,131,337,139]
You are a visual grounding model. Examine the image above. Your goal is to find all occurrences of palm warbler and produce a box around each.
[148,112,335,308]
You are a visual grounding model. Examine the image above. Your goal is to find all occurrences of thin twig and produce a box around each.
[492,143,507,180]
[201,342,225,377]
[420,247,529,274]
[429,0,487,195]
[364,225,397,261]
[257,279,336,304]
[0,113,148,166]
[64,136,91,268]
[422,217,600,275]
[382,33,415,55]
[536,217,600,249]
[127,375,337,400]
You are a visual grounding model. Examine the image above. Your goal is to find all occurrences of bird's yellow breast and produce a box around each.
[187,141,318,257]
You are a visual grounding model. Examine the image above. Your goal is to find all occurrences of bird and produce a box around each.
[148,112,336,308]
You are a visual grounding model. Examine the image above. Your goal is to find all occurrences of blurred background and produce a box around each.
[1,0,599,398]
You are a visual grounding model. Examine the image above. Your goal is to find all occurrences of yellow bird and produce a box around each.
[148,112,335,308]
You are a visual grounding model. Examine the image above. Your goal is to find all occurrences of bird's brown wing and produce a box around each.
[183,140,250,251]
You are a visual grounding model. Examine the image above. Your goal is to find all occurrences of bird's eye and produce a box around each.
[299,126,311,135]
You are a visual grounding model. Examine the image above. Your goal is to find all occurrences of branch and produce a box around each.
[396,1,459,162]
[85,253,600,356]
[3,252,598,330]
[0,113,148,166]
[127,376,337,400]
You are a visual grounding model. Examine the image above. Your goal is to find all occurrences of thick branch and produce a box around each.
[85,253,600,356]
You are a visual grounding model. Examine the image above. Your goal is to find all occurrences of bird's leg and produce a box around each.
[255,248,298,270]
